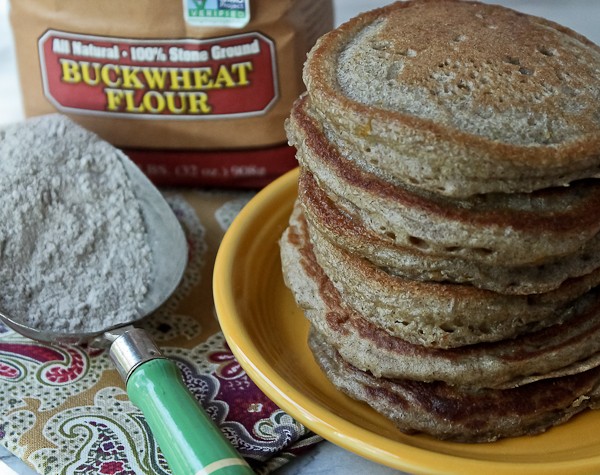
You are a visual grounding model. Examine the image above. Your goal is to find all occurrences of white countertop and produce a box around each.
[2,1,600,474]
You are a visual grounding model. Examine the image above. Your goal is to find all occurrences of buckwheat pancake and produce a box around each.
[309,330,600,443]
[299,169,600,295]
[286,95,600,267]
[303,0,600,198]
[279,203,600,388]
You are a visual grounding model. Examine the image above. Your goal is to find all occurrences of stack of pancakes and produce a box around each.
[280,0,600,443]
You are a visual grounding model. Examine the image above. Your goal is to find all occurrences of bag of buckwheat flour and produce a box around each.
[9,0,333,187]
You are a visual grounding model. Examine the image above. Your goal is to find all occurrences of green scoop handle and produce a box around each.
[109,327,254,475]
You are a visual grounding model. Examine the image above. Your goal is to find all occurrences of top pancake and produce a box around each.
[304,0,600,197]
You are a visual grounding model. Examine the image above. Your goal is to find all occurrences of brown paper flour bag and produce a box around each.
[10,0,333,186]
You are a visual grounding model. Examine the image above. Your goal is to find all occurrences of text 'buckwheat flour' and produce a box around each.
[0,114,152,334]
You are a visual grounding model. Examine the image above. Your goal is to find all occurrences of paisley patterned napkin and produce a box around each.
[0,189,321,474]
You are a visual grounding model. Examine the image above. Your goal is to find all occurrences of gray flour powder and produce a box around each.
[0,115,152,333]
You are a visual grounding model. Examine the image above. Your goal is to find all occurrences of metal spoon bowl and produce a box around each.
[0,153,186,345]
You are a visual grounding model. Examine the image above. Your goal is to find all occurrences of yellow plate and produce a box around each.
[213,168,600,475]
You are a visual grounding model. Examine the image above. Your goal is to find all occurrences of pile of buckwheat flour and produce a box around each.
[0,114,152,333]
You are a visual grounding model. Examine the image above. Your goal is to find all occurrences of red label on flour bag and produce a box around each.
[39,30,278,119]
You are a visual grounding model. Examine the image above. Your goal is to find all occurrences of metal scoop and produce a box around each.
[0,154,253,475]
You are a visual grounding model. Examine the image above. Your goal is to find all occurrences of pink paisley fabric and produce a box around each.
[0,190,321,475]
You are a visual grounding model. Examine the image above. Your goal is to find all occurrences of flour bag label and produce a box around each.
[38,30,277,119]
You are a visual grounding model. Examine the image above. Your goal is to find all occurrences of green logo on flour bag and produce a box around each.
[183,0,250,28]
